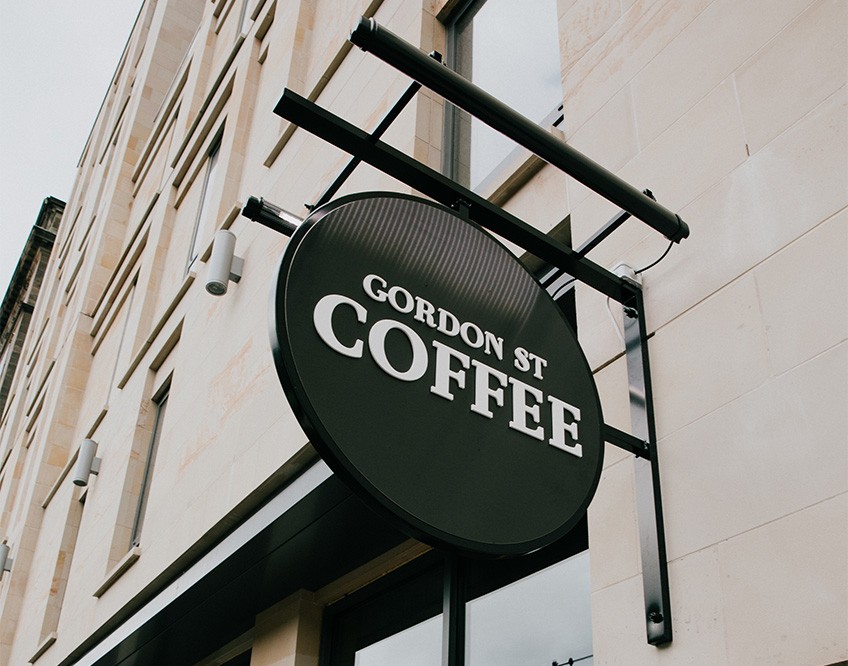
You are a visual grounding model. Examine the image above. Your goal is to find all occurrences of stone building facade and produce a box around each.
[0,0,845,664]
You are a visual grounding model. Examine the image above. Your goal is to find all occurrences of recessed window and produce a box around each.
[129,385,169,547]
[108,278,137,400]
[445,0,562,190]
[187,136,222,271]
[237,0,253,35]
[0,324,17,415]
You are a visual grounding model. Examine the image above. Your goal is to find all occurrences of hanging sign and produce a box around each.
[271,193,603,555]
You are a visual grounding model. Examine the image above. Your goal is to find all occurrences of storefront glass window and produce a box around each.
[342,552,592,665]
[446,0,562,190]
[466,551,593,665]
[354,614,442,665]
[322,525,590,665]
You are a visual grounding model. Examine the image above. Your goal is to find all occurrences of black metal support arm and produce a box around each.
[308,78,421,210]
[604,424,650,460]
[273,89,631,303]
[442,556,466,666]
[349,17,689,244]
[242,196,302,236]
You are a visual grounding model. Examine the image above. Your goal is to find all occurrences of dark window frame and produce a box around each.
[319,516,588,665]
[442,0,563,191]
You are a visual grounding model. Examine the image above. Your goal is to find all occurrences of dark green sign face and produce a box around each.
[271,193,603,556]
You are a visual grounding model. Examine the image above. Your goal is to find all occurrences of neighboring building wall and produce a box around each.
[0,198,64,588]
[0,198,64,419]
[0,0,844,665]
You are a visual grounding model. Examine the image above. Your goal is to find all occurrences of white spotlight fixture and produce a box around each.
[205,230,244,296]
[0,543,13,580]
[73,438,101,487]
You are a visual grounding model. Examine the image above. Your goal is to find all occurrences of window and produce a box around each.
[445,0,562,190]
[36,483,86,651]
[187,136,222,270]
[355,614,442,665]
[0,307,37,418]
[108,278,137,401]
[0,333,15,415]
[320,555,444,666]
[466,552,593,665]
[129,385,169,547]
[321,519,589,665]
[237,0,252,36]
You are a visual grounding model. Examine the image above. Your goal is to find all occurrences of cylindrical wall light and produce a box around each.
[72,439,101,487]
[0,543,13,580]
[205,230,244,296]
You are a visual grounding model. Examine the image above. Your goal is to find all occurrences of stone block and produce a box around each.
[718,495,848,665]
[735,0,848,154]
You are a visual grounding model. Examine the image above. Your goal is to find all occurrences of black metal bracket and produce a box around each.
[537,189,656,302]
[604,423,650,459]
[577,189,656,258]
[349,17,688,244]
[540,217,671,647]
[620,282,673,645]
[273,88,630,301]
[250,16,683,648]
[242,196,301,236]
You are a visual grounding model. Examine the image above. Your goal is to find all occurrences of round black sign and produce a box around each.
[271,193,603,556]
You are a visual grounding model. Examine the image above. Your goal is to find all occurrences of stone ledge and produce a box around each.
[93,546,141,598]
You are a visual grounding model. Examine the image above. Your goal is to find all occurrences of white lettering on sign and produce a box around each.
[430,340,470,401]
[508,376,545,441]
[469,359,507,419]
[313,294,366,358]
[548,396,583,457]
[312,281,582,458]
[363,274,506,361]
[513,347,548,380]
[368,319,428,381]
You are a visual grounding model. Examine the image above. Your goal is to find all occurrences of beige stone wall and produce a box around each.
[556,0,847,663]
[0,0,844,664]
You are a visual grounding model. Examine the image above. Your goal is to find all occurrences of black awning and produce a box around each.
[66,463,408,665]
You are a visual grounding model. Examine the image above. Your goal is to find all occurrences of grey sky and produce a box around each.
[0,1,142,298]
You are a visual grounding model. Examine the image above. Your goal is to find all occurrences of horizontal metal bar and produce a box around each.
[603,423,650,460]
[242,197,302,236]
[349,17,689,244]
[274,89,630,302]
